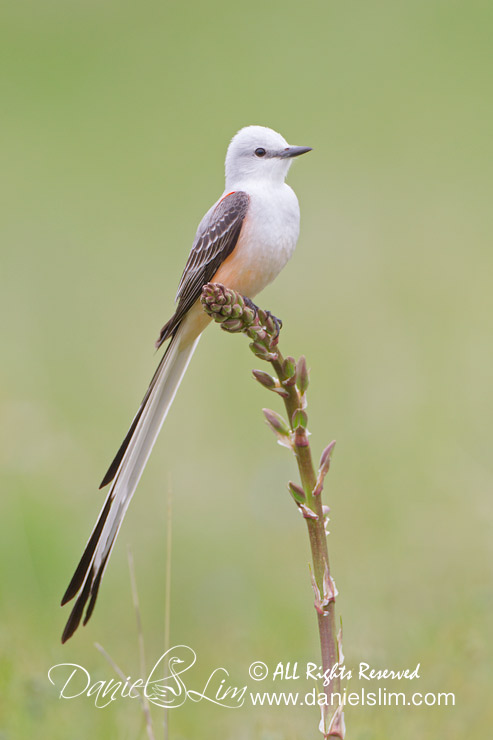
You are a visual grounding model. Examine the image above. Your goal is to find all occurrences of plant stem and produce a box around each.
[201,283,344,738]
[270,353,340,703]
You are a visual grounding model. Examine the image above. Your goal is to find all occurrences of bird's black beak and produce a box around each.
[279,146,313,158]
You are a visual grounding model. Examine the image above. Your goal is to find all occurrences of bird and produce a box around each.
[61,125,312,642]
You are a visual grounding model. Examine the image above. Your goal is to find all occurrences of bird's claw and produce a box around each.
[264,310,283,341]
[243,297,282,342]
[244,296,259,312]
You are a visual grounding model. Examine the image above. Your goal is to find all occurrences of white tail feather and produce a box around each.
[99,329,199,565]
[61,325,199,640]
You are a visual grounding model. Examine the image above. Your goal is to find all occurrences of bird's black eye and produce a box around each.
[255,147,266,157]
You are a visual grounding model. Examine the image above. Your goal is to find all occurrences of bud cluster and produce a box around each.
[201,282,253,332]
[201,282,285,363]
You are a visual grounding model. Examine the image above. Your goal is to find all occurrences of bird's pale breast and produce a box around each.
[214,183,300,299]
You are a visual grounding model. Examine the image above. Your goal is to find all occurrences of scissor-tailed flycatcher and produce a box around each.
[61,125,312,642]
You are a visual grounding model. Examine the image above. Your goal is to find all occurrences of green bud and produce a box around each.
[313,440,336,495]
[246,325,262,341]
[282,356,297,379]
[319,440,336,476]
[257,309,268,325]
[263,314,276,334]
[296,356,309,393]
[242,307,256,324]
[288,481,306,504]
[252,370,276,389]
[262,408,290,437]
[292,409,308,429]
[221,318,244,333]
[250,341,270,359]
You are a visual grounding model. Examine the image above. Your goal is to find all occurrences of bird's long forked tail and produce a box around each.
[61,326,199,643]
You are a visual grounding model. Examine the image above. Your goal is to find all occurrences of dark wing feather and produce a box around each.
[155,190,250,348]
[99,191,250,490]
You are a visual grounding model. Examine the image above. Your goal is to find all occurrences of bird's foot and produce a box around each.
[244,298,283,343]
[263,310,283,342]
[243,296,259,313]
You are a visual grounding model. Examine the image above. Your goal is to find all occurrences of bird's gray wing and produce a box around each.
[155,190,250,348]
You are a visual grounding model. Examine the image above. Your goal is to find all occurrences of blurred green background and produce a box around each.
[1,1,492,738]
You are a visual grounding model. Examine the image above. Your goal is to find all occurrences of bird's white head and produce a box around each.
[225,125,312,190]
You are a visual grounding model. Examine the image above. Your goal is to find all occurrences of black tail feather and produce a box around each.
[99,413,144,489]
[61,493,114,606]
[83,551,110,626]
[61,569,94,643]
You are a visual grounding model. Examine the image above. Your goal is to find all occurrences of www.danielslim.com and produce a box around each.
[249,688,455,708]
